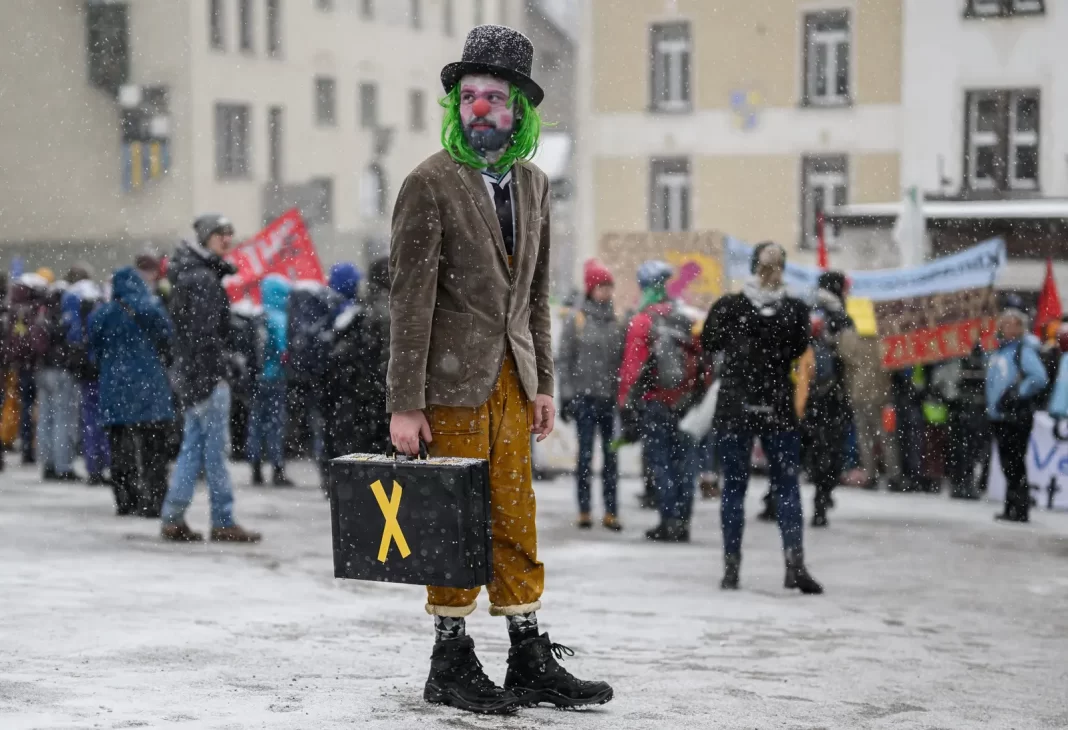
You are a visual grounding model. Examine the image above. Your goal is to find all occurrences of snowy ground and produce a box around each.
[1,461,1067,730]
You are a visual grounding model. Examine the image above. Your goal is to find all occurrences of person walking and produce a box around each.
[940,344,990,500]
[64,279,110,485]
[160,215,261,543]
[618,260,701,543]
[389,24,611,714]
[558,259,624,531]
[30,281,80,481]
[803,271,854,528]
[247,274,293,487]
[701,242,823,594]
[986,299,1048,523]
[88,268,175,516]
[839,327,899,490]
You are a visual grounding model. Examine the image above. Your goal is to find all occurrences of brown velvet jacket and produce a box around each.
[387,150,554,413]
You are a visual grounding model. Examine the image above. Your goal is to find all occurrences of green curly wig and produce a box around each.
[440,84,542,173]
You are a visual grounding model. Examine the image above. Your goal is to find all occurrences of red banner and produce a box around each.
[881,316,997,370]
[224,209,325,302]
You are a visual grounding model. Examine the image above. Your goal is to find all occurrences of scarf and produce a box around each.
[639,283,668,311]
[742,280,786,311]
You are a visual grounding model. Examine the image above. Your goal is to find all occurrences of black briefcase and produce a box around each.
[327,452,493,589]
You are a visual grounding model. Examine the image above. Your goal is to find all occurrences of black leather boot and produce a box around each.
[720,554,741,590]
[505,634,613,708]
[423,636,518,715]
[756,490,777,522]
[784,548,823,594]
[251,462,264,486]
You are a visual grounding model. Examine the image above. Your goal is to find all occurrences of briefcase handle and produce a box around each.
[388,439,429,461]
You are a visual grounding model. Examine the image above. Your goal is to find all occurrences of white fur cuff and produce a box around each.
[425,601,478,618]
[488,600,542,617]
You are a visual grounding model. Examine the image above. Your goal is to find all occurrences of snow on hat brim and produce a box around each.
[441,25,544,107]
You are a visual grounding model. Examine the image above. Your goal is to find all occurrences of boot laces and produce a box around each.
[549,643,575,661]
[458,653,499,693]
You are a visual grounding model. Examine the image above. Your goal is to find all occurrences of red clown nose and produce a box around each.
[471,98,491,118]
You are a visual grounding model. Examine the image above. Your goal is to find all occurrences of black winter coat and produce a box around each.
[167,240,238,407]
[702,291,811,433]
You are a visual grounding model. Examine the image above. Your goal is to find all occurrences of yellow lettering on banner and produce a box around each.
[370,480,411,563]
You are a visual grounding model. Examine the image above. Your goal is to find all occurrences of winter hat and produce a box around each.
[193,213,234,245]
[999,293,1030,327]
[36,267,56,285]
[441,25,544,107]
[583,259,614,294]
[636,260,673,290]
[817,270,848,304]
[328,262,362,300]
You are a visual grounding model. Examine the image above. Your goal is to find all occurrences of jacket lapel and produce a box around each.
[454,163,509,269]
[512,165,527,271]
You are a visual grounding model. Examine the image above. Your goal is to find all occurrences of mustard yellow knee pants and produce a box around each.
[424,356,544,618]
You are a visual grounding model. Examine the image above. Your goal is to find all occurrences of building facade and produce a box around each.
[0,0,525,272]
[575,0,904,286]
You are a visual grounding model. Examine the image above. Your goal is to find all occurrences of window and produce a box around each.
[443,0,453,35]
[316,0,333,10]
[268,106,283,182]
[239,0,253,51]
[498,0,508,25]
[409,89,426,131]
[649,158,691,232]
[315,77,337,126]
[474,0,484,25]
[215,103,251,179]
[361,163,388,219]
[966,0,1044,17]
[309,177,334,225]
[800,155,848,250]
[266,0,281,56]
[965,89,1040,192]
[410,0,422,29]
[649,22,691,112]
[209,0,224,50]
[803,11,850,106]
[361,0,373,19]
[359,83,378,128]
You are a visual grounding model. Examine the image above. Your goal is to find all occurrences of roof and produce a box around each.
[829,198,1068,221]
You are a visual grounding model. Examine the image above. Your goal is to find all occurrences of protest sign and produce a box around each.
[987,411,1068,511]
[224,209,325,302]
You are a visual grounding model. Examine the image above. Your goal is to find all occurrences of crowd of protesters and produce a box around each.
[558,244,1060,590]
[0,213,392,543]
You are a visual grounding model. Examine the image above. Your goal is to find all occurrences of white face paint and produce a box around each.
[458,74,514,160]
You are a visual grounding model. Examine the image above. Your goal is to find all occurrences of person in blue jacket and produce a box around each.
[985,298,1048,524]
[247,274,293,487]
[88,267,175,517]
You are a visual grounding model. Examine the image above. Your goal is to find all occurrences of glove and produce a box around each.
[620,405,642,444]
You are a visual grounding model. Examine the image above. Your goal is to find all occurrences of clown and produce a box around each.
[387,25,613,715]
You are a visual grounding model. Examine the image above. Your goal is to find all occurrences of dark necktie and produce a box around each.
[491,179,514,256]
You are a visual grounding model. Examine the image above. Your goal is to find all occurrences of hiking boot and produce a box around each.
[577,512,593,529]
[505,634,613,709]
[756,493,777,522]
[784,548,823,595]
[602,514,623,532]
[720,554,741,590]
[646,518,687,543]
[423,636,519,715]
[699,475,721,500]
[811,511,829,528]
[53,471,82,483]
[251,462,264,486]
[995,510,1029,524]
[42,465,57,481]
[272,467,295,488]
[161,522,204,542]
[210,525,263,543]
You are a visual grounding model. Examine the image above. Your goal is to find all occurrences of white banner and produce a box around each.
[987,411,1068,511]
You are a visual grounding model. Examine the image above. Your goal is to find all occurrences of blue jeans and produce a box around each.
[162,382,235,528]
[36,367,78,473]
[718,430,804,555]
[247,379,287,469]
[575,396,618,516]
[641,401,696,522]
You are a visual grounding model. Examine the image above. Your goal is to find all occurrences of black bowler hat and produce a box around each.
[441,25,544,107]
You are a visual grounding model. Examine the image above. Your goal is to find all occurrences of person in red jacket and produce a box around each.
[618,260,700,542]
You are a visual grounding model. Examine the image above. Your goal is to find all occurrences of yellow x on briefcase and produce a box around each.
[327,452,493,588]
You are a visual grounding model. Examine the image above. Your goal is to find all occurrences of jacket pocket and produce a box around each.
[428,308,473,382]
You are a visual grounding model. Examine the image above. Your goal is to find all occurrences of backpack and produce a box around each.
[809,308,844,400]
[286,284,341,380]
[647,305,698,391]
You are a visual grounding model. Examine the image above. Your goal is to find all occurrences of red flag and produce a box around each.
[224,209,325,303]
[816,212,829,270]
[1034,257,1062,338]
